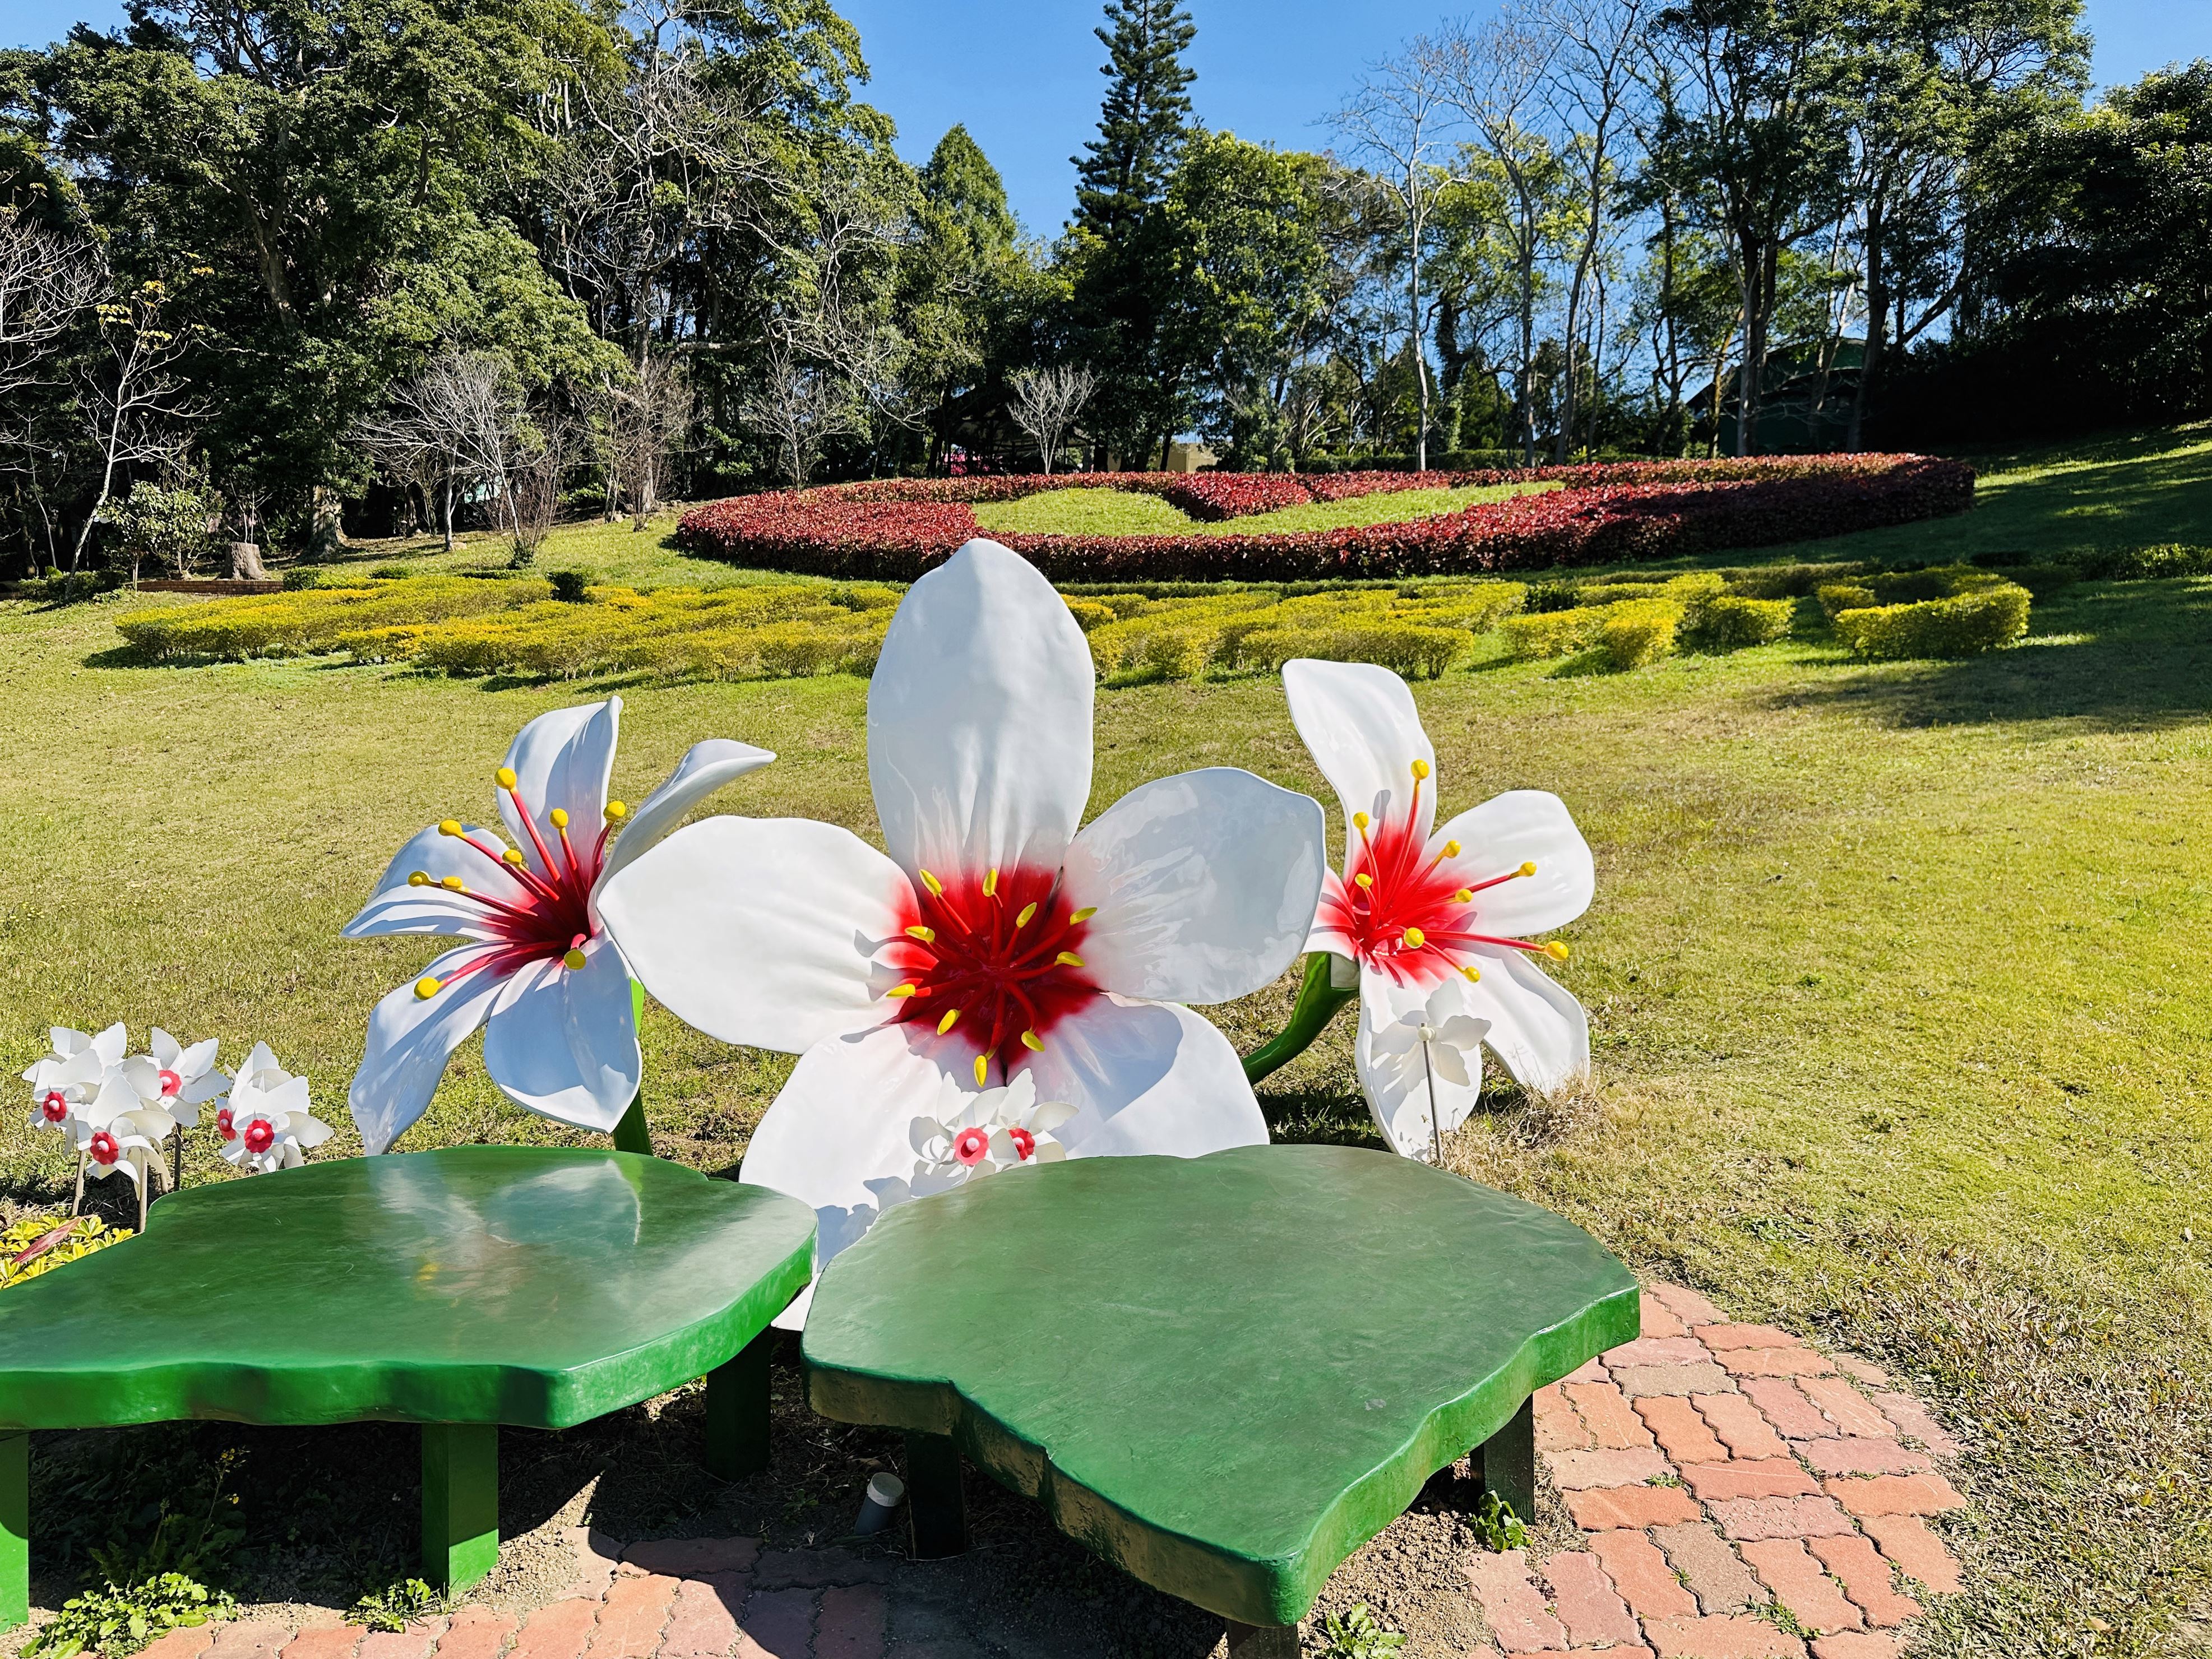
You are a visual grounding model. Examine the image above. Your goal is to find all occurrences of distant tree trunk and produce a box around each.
[1847,193,1887,453]
[308,485,344,560]
[229,541,267,580]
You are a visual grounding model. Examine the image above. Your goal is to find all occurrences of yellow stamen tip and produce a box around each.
[1520,861,1537,878]
[414,976,443,999]
[1443,840,1461,858]
[440,875,466,892]
[502,848,525,865]
[1454,889,1473,904]
[1403,927,1426,949]
[974,1055,989,1087]
[1353,811,1370,830]
[1411,759,1431,780]
[408,872,429,887]
[919,868,943,896]
[906,925,936,944]
[1070,906,1098,923]
[605,800,627,821]
[1545,940,1571,961]
[1056,952,1084,968]
[887,984,918,999]
[1461,965,1482,983]
[1016,902,1038,928]
[984,868,998,897]
[1354,873,1373,890]
[496,766,518,790]
[563,948,587,971]
[438,819,463,837]
[937,1008,959,1035]
[549,808,570,830]
[1021,1030,1044,1052]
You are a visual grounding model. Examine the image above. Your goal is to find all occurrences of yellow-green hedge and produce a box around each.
[1832,584,2031,659]
[0,1213,132,1290]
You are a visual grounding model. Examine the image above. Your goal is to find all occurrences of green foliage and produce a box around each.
[347,1579,451,1633]
[99,479,219,581]
[1316,1602,1405,1659]
[550,570,591,602]
[0,1212,132,1289]
[1470,1490,1529,1554]
[1500,604,1612,661]
[27,1575,235,1659]
[1684,594,1795,652]
[1598,597,1687,669]
[1832,583,2032,659]
[2065,543,2212,581]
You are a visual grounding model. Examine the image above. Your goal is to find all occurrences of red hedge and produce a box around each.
[676,456,1976,583]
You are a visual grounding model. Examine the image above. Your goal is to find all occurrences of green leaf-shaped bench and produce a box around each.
[0,1148,816,1629]
[803,1143,1637,1656]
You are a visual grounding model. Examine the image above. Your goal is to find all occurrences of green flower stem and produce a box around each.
[1242,953,1358,1086]
[613,976,652,1157]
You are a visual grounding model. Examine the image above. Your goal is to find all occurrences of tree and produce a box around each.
[0,206,100,404]
[67,279,202,570]
[608,354,692,526]
[1007,365,1094,472]
[98,474,217,582]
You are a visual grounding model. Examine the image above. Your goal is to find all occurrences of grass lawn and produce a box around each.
[970,479,1558,537]
[5,425,2212,1653]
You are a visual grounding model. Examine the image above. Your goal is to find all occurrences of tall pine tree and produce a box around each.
[1065,0,1200,466]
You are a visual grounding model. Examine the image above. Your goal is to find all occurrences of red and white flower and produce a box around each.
[601,539,1326,1312]
[220,1048,331,1173]
[906,1072,1078,1195]
[1283,659,1594,1155]
[342,698,773,1154]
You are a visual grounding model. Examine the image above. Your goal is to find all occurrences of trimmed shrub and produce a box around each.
[1684,595,1795,652]
[2065,543,2212,580]
[1064,598,1117,631]
[1832,583,2031,659]
[1229,622,1468,680]
[1722,562,1868,600]
[1817,582,1879,620]
[1500,606,1612,661]
[1598,599,1685,669]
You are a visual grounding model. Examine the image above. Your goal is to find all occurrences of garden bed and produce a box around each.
[676,456,1975,582]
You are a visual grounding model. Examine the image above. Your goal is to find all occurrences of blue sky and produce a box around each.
[10,0,2209,234]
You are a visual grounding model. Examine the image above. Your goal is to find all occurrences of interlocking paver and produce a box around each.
[1587,1529,1697,1621]
[1565,1484,1704,1531]
[1651,1522,1760,1614]
[1695,1394,1790,1461]
[564,1528,627,1602]
[1543,1551,1640,1647]
[1465,1550,1568,1652]
[280,1626,361,1659]
[1859,1514,1961,1593]
[1718,1349,1835,1380]
[510,1596,600,1659]
[624,1539,761,1578]
[1833,1357,1891,1389]
[140,1630,216,1659]
[1648,1283,1727,1327]
[1739,1379,1833,1442]
[1796,1379,1889,1439]
[1566,1379,1659,1448]
[1868,1392,1961,1456]
[1806,1535,1923,1626]
[1537,1382,1597,1453]
[1740,1539,1861,1635]
[1695,1326,1800,1353]
[207,1623,294,1659]
[1791,1438,1932,1479]
[1641,1294,1691,1340]
[1637,1396,1729,1466]
[432,1607,516,1659]
[1612,1363,1739,1399]
[1822,1473,1965,1519]
[816,1584,887,1659]
[585,1573,674,1659]
[359,1621,446,1659]
[1547,1446,1673,1490]
[659,1574,746,1659]
[1642,1615,1805,1657]
[734,1588,813,1659]
[1566,1356,1609,1384]
[1605,1338,1716,1367]
[1678,1461,1819,1501]
[1706,1496,1859,1543]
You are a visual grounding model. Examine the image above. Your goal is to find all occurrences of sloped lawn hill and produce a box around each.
[3,427,2211,1654]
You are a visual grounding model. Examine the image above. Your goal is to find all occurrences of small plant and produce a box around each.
[1317,1602,1405,1658]
[0,1213,133,1290]
[27,1574,235,1658]
[549,569,590,603]
[348,1578,451,1632]
[1470,1490,1528,1553]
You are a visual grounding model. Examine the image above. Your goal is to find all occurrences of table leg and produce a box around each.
[422,1424,499,1591]
[0,1430,26,1632]
[902,1431,967,1559]
[704,1331,773,1479]
[1225,1620,1298,1657]
[1475,1394,1536,1525]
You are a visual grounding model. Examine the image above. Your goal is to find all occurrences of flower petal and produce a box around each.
[1061,768,1326,1005]
[501,700,621,878]
[1282,659,1437,849]
[1355,969,1484,1158]
[480,943,640,1133]
[1017,995,1270,1159]
[347,945,508,1155]
[1434,791,1595,936]
[598,815,910,1054]
[596,739,778,889]
[344,822,532,939]
[1460,947,1590,1095]
[90,1023,128,1068]
[867,539,1093,879]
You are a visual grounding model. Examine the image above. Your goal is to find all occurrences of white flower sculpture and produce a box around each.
[1370,985,1492,1162]
[1283,659,1595,1156]
[601,538,1327,1312]
[121,1028,226,1129]
[908,1072,1077,1195]
[23,1023,124,1141]
[342,697,773,1155]
[219,1045,331,1173]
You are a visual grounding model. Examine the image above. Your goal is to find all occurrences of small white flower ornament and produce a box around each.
[122,1029,225,1128]
[24,1023,128,1132]
[219,1046,331,1173]
[343,696,773,1155]
[908,1072,1077,1195]
[1369,985,1492,1160]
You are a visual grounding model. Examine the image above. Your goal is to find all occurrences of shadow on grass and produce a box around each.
[1773,578,2212,730]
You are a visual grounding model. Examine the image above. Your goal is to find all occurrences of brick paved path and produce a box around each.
[124,1283,1965,1659]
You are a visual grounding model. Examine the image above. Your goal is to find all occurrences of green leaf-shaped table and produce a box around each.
[804,1144,1637,1652]
[0,1148,816,1628]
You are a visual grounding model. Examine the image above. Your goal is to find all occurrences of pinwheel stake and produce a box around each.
[1420,1036,1443,1165]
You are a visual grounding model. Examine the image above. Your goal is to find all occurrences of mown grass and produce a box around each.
[969,479,1556,537]
[5,424,2212,1653]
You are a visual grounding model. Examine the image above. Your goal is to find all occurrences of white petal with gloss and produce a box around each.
[345,822,534,939]
[1283,659,1437,846]
[1062,768,1326,1005]
[481,942,640,1132]
[1433,791,1596,936]
[1356,972,1487,1157]
[501,700,619,877]
[1018,996,1270,1159]
[598,738,778,889]
[867,540,1093,879]
[1459,946,1591,1095]
[349,945,511,1155]
[599,816,909,1054]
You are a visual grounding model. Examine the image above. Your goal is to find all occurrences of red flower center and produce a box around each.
[1006,1125,1035,1161]
[952,1125,991,1166]
[887,864,1096,1085]
[1320,771,1559,989]
[158,1068,182,1097]
[89,1130,119,1166]
[243,1119,276,1155]
[40,1091,68,1123]
[414,786,617,1001]
[217,1106,236,1141]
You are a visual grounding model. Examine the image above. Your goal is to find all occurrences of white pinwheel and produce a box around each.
[121,1029,225,1128]
[24,1023,127,1106]
[343,697,774,1155]
[1282,659,1595,1156]
[601,538,1327,1308]
[221,1051,331,1173]
[908,1072,1077,1195]
[1369,984,1492,1161]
